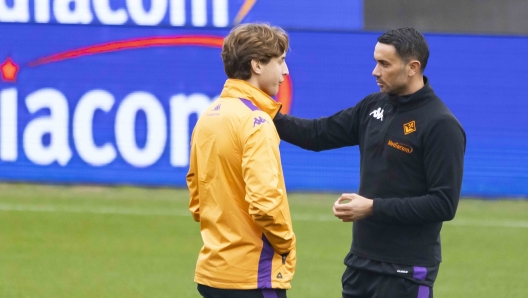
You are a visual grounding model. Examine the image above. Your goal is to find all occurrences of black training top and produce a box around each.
[273,77,466,266]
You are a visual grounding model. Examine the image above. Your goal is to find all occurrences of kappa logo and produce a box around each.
[369,107,384,121]
[403,121,416,135]
[253,116,269,127]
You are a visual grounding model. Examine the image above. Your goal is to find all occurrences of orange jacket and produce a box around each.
[187,79,296,290]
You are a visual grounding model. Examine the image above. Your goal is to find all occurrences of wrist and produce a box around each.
[367,199,374,216]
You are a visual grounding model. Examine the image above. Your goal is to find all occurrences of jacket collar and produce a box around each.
[388,76,437,111]
[220,79,282,118]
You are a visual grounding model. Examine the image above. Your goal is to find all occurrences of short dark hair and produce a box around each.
[377,27,429,72]
[221,23,289,80]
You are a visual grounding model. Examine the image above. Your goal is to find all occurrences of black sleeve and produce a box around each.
[273,105,362,152]
[371,118,466,225]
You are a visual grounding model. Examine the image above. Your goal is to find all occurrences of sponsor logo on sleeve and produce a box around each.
[206,103,221,116]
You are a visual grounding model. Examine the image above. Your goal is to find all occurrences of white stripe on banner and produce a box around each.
[446,219,528,229]
[1,203,527,229]
[0,203,189,217]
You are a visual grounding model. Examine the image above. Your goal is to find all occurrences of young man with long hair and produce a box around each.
[187,23,296,298]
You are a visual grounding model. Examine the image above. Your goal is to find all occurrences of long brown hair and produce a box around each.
[221,23,289,80]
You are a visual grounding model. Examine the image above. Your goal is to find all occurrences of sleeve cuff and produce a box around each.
[371,198,383,219]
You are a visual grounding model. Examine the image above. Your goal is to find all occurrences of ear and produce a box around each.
[250,59,262,75]
[408,60,421,77]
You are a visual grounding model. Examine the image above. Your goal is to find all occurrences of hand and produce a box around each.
[333,193,373,222]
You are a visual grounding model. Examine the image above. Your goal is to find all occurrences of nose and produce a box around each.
[282,61,289,76]
[372,64,380,77]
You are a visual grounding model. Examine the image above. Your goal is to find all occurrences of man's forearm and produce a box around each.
[273,112,322,151]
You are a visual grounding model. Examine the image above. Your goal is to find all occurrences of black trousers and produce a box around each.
[197,284,287,298]
[342,267,433,298]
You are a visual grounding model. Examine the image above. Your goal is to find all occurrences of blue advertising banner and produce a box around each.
[0,0,363,30]
[0,24,527,197]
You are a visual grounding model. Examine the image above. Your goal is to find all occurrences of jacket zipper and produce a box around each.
[378,104,397,149]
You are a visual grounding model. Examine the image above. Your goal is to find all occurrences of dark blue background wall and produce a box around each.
[281,31,528,197]
[0,24,527,197]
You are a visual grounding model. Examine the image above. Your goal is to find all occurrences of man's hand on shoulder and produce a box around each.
[333,193,373,222]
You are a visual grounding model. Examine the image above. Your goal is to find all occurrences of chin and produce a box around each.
[267,88,279,97]
[381,86,395,94]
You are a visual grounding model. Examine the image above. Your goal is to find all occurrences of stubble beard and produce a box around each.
[385,77,408,95]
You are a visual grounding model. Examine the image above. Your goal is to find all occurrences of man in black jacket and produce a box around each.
[273,27,466,298]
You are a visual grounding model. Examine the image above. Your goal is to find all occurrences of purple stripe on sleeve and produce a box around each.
[417,285,430,298]
[262,289,279,298]
[413,266,427,281]
[239,98,259,111]
[258,234,274,288]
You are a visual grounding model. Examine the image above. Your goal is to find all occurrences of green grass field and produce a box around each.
[0,183,527,297]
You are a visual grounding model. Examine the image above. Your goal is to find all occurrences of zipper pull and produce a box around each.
[281,253,288,264]
[384,103,396,116]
